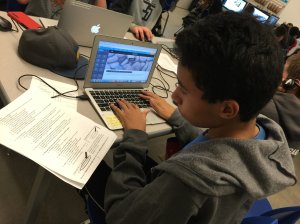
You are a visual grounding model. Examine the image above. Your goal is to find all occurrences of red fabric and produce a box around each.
[288,38,297,51]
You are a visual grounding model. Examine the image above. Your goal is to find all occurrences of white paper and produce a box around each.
[0,88,117,189]
[158,52,178,74]
[30,77,78,110]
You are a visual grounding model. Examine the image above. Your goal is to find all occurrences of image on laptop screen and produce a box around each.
[266,15,279,26]
[223,0,247,12]
[253,7,269,23]
[90,41,158,84]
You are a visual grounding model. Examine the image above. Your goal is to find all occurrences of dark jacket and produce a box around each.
[182,0,223,28]
[260,92,300,149]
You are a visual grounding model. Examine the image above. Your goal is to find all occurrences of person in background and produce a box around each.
[16,0,107,19]
[260,53,300,150]
[84,11,296,224]
[243,3,254,15]
[286,27,300,57]
[289,26,300,39]
[182,0,222,28]
[274,23,289,56]
[109,0,163,41]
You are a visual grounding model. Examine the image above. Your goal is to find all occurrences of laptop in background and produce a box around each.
[266,15,279,26]
[84,35,165,130]
[57,0,133,47]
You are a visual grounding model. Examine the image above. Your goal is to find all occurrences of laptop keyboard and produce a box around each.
[90,90,150,111]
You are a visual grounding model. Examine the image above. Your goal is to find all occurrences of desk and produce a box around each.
[0,11,178,224]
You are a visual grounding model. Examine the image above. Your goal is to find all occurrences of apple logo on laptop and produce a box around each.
[91,24,100,34]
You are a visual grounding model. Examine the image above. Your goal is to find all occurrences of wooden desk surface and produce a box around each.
[0,11,177,142]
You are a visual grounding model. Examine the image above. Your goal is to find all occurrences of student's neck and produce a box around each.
[206,118,259,139]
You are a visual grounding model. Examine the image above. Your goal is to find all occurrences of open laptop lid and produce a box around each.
[57,0,133,47]
[84,35,162,89]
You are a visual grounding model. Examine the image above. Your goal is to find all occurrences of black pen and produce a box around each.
[39,18,45,28]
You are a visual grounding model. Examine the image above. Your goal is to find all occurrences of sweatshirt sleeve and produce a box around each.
[104,129,201,223]
[167,109,203,146]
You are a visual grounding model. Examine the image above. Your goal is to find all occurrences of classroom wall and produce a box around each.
[176,0,300,27]
[278,0,300,27]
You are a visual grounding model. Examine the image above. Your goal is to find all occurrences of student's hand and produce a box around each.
[130,26,154,42]
[110,99,149,131]
[139,91,176,120]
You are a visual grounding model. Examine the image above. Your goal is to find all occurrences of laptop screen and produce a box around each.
[266,15,279,26]
[253,7,269,23]
[90,41,158,84]
[223,0,247,12]
[84,35,162,89]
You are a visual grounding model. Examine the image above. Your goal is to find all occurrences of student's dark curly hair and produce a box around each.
[174,11,284,121]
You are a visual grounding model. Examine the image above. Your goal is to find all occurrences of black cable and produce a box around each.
[49,63,89,98]
[50,8,63,19]
[150,82,168,98]
[150,63,180,98]
[84,186,105,212]
[10,19,19,32]
[39,18,45,28]
[78,44,92,48]
[79,53,90,59]
[161,44,178,60]
[157,68,170,91]
[16,21,25,32]
[17,63,89,100]
[156,64,177,78]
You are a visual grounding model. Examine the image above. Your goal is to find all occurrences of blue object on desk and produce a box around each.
[51,55,89,80]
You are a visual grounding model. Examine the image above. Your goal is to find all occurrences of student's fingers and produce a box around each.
[117,99,131,110]
[110,104,125,125]
[131,26,141,40]
[148,98,176,120]
[138,28,145,41]
[134,30,141,41]
[144,28,153,41]
[111,101,148,131]
[139,91,160,100]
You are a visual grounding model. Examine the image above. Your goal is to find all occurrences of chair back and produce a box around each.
[242,198,300,224]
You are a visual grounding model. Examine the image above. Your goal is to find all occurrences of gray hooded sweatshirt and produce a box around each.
[104,110,296,224]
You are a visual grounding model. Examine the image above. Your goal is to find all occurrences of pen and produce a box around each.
[39,18,45,28]
[85,152,88,158]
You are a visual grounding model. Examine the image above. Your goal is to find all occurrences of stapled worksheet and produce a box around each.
[0,88,117,189]
[30,76,78,110]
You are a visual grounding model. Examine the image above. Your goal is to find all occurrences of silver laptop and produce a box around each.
[84,35,165,130]
[57,0,133,47]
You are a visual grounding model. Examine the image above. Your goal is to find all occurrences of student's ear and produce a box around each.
[218,100,240,120]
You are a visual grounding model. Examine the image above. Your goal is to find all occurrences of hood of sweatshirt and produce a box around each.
[155,115,297,198]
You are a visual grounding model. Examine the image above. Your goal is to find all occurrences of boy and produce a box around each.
[88,12,296,223]
[109,0,163,41]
